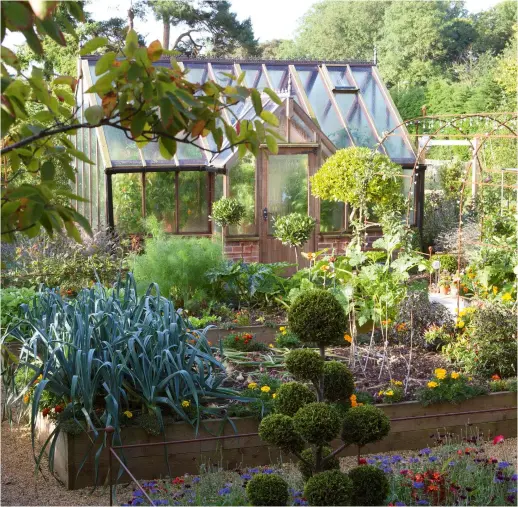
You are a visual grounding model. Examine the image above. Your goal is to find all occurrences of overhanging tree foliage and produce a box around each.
[1,1,281,243]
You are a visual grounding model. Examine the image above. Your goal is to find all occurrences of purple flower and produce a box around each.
[512,474,518,481]
[419,448,432,456]
[294,499,308,506]
[449,461,456,466]
[413,482,424,489]
[263,468,274,474]
[250,468,259,474]
[508,488,518,493]
[417,501,430,506]
[408,457,420,463]
[391,455,403,463]
[429,456,438,462]
[395,502,406,506]
[499,462,511,469]
[367,459,376,465]
[495,476,506,484]
[133,490,144,497]
[218,487,232,495]
[507,495,516,504]
[241,473,252,480]
[192,476,200,484]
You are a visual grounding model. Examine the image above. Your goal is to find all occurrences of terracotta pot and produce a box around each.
[439,285,450,295]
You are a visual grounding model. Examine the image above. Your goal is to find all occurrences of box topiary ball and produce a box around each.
[288,289,347,346]
[304,470,353,506]
[293,402,341,445]
[285,349,324,381]
[323,361,354,402]
[341,405,391,447]
[258,413,305,453]
[348,465,390,506]
[246,473,289,506]
[274,382,316,417]
[298,446,340,481]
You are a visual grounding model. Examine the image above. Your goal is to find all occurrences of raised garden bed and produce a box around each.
[206,325,279,344]
[37,392,517,490]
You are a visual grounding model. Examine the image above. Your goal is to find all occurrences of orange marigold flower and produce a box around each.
[491,374,501,381]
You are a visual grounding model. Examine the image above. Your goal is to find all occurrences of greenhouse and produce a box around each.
[76,56,423,263]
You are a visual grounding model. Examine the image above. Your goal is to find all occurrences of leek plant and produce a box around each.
[1,274,246,483]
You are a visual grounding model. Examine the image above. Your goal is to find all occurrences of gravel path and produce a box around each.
[2,420,516,506]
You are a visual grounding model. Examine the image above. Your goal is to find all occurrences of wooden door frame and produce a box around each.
[259,146,320,264]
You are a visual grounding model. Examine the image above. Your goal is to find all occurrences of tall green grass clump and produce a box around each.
[131,217,224,310]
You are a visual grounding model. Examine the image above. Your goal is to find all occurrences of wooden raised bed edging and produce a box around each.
[36,392,517,490]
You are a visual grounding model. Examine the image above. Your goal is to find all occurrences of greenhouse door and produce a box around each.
[260,148,318,268]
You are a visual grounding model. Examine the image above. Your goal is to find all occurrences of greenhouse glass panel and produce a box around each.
[211,64,235,86]
[183,62,209,84]
[113,173,144,235]
[265,65,288,91]
[178,172,209,232]
[267,154,308,234]
[345,97,379,148]
[295,66,350,148]
[240,64,268,90]
[351,67,414,160]
[320,201,345,232]
[145,172,176,233]
[176,141,206,164]
[229,154,256,235]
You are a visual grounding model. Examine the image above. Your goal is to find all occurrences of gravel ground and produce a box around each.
[1,420,516,506]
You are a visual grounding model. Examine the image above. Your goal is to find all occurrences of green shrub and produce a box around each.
[293,402,341,445]
[288,289,347,347]
[304,470,353,506]
[443,303,517,378]
[275,330,302,349]
[285,349,324,381]
[0,287,36,331]
[489,377,517,393]
[274,382,316,416]
[431,253,458,274]
[131,218,224,310]
[341,405,391,448]
[322,361,354,402]
[298,446,340,481]
[348,465,390,506]
[258,414,304,453]
[210,197,246,228]
[246,473,289,506]
[354,390,375,405]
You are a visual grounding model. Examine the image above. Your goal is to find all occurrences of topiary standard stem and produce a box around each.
[318,345,325,402]
[315,444,323,473]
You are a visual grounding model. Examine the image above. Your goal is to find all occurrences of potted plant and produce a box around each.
[438,272,451,295]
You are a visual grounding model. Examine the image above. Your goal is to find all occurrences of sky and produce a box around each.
[4,0,506,49]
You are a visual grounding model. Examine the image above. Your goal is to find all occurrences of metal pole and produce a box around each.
[106,425,114,507]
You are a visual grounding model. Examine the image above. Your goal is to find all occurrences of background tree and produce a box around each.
[143,0,258,56]
[273,0,389,61]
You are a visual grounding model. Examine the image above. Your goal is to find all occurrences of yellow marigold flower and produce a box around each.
[493,286,498,295]
[391,380,403,386]
[261,386,271,393]
[307,252,315,260]
[468,377,473,381]
[320,265,330,272]
[428,381,439,388]
[181,400,190,408]
[123,410,133,418]
[23,394,30,404]
[456,320,465,329]
[385,390,394,396]
[272,393,277,399]
[502,293,513,302]
[451,372,460,379]
[458,309,467,317]
[279,326,286,332]
[268,343,274,348]
[434,368,447,379]
[344,334,352,343]
[248,382,258,390]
